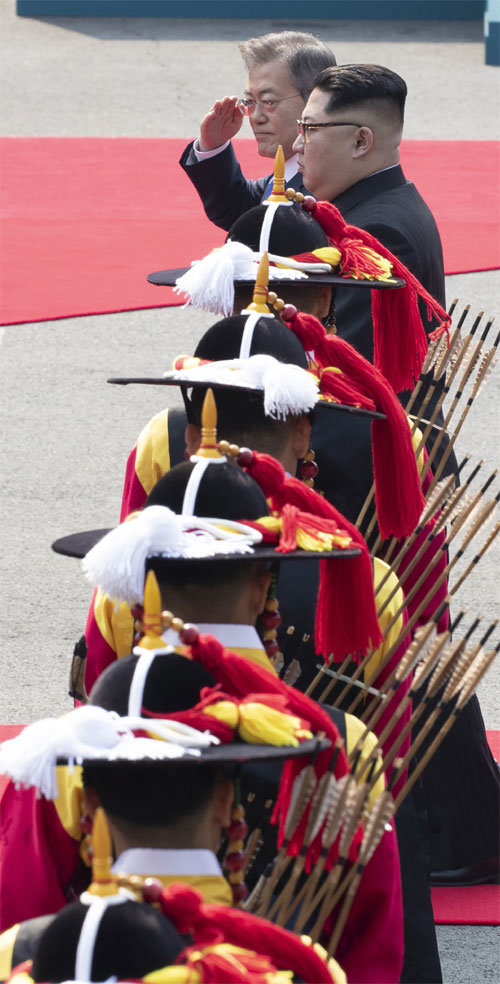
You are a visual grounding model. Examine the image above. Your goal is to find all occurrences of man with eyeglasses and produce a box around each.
[292,63,446,364]
[179,31,336,230]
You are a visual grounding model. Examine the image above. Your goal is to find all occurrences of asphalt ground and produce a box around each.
[1,8,499,982]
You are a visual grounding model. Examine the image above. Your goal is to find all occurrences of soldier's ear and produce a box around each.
[214,777,235,829]
[290,414,312,461]
[185,422,201,456]
[82,786,101,819]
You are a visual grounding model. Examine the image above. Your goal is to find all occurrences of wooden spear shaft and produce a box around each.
[352,619,481,787]
[361,313,484,545]
[355,301,468,532]
[365,617,498,793]
[393,646,500,810]
[423,335,500,498]
[344,504,500,718]
[369,314,494,558]
[372,456,475,604]
[375,465,496,622]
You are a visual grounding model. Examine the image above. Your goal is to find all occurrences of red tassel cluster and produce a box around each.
[186,631,361,864]
[243,451,383,659]
[316,366,377,412]
[159,883,337,983]
[142,687,311,740]
[305,200,451,393]
[284,311,426,540]
[277,503,351,553]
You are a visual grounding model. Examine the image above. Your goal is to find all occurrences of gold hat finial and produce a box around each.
[137,570,167,650]
[87,807,118,897]
[197,389,223,459]
[267,145,288,203]
[246,252,271,315]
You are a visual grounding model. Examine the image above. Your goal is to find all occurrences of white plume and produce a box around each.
[163,354,319,420]
[82,506,183,604]
[173,240,307,317]
[82,505,257,605]
[0,706,206,801]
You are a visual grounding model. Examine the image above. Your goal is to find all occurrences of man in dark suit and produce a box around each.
[293,63,446,361]
[179,31,336,230]
[291,64,455,517]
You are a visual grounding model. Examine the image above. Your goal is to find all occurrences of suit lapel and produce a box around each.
[260,169,306,201]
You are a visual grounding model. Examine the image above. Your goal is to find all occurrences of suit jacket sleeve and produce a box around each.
[179,140,270,231]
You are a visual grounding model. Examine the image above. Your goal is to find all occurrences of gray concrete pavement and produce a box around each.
[2,13,499,139]
[1,7,499,983]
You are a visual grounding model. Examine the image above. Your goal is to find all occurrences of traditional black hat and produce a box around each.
[110,256,385,426]
[147,146,404,298]
[52,390,360,563]
[31,897,185,983]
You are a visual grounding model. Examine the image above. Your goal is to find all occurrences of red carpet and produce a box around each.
[1,725,499,925]
[1,138,499,326]
[432,885,500,925]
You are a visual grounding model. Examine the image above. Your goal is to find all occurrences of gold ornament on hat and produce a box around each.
[196,388,224,459]
[246,252,272,315]
[136,570,169,650]
[267,145,289,203]
[87,807,118,897]
[243,250,287,317]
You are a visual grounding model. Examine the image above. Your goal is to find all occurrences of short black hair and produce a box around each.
[83,759,220,827]
[234,282,330,317]
[32,900,184,982]
[189,386,293,460]
[314,64,407,123]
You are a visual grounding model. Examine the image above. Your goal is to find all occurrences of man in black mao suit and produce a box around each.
[294,64,499,895]
[292,64,455,517]
[179,31,336,230]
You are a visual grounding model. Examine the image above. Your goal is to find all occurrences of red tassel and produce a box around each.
[159,883,337,983]
[190,633,349,772]
[317,367,377,412]
[285,313,425,539]
[185,633,359,862]
[244,453,383,659]
[307,200,451,392]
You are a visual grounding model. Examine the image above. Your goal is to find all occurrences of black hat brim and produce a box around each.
[107,375,386,422]
[52,529,360,561]
[56,735,331,768]
[147,266,405,290]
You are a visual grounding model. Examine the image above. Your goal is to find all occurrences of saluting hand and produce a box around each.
[198,96,244,152]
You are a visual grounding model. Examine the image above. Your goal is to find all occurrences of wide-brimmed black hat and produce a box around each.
[53,456,360,563]
[31,897,185,984]
[148,199,404,292]
[107,312,386,424]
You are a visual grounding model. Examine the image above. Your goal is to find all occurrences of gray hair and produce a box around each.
[239,31,336,97]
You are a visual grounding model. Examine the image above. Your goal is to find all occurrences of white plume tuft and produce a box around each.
[0,706,207,801]
[173,241,307,317]
[82,506,183,605]
[163,354,319,420]
[82,506,259,605]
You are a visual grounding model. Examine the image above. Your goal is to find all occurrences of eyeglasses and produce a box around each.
[238,93,302,116]
[296,119,364,141]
